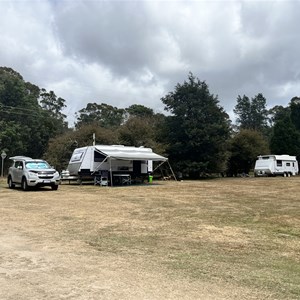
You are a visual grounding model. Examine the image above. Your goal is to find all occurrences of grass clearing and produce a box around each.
[0,177,299,299]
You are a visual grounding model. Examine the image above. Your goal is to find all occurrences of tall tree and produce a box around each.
[0,67,42,156]
[161,73,231,177]
[233,95,252,129]
[251,93,268,131]
[39,89,67,121]
[38,89,68,150]
[234,93,268,132]
[289,97,300,131]
[0,67,69,158]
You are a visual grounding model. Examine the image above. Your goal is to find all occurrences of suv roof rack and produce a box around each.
[9,156,33,160]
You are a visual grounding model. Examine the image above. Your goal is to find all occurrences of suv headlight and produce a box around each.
[28,171,38,178]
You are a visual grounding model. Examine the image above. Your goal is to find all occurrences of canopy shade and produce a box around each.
[94,145,168,162]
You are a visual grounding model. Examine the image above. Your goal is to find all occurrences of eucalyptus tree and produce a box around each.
[125,104,154,119]
[0,67,69,158]
[0,67,42,156]
[75,102,126,129]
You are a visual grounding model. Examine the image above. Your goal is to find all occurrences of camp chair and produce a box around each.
[100,170,109,186]
[94,171,102,186]
[121,174,131,185]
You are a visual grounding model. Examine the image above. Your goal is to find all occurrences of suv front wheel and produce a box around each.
[22,178,29,191]
[8,176,15,189]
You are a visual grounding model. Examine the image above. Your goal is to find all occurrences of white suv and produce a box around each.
[7,156,61,191]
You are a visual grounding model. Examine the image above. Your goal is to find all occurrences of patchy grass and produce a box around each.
[0,177,300,299]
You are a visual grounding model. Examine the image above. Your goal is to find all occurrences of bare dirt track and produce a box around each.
[0,179,299,299]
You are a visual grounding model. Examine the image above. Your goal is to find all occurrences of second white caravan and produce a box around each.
[254,155,298,177]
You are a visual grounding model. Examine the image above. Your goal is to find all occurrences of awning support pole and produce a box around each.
[91,156,109,175]
[153,160,177,181]
[153,160,166,172]
[167,160,177,181]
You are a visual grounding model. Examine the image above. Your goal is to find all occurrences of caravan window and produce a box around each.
[71,152,83,162]
[286,162,291,167]
[94,151,106,162]
[276,160,282,167]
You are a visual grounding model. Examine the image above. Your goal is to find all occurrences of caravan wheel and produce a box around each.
[283,172,287,177]
[287,172,291,177]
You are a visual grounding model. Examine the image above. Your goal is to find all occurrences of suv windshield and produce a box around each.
[25,161,50,169]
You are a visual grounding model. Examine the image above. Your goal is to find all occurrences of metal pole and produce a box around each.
[109,157,113,187]
[1,157,3,177]
[167,160,177,181]
[1,151,7,177]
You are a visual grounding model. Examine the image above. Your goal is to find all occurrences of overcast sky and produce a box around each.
[1,0,300,126]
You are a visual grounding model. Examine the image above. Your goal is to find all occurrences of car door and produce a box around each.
[14,161,24,183]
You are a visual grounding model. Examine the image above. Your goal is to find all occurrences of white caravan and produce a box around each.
[66,145,169,184]
[254,155,298,177]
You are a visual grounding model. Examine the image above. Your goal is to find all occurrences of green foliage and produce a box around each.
[234,93,268,132]
[290,97,300,132]
[118,117,154,147]
[0,67,68,158]
[118,114,167,155]
[75,102,125,129]
[0,121,24,154]
[227,129,270,176]
[161,73,231,177]
[40,89,67,121]
[125,104,154,119]
[270,115,300,157]
[233,95,251,128]
[268,105,290,127]
[268,98,300,158]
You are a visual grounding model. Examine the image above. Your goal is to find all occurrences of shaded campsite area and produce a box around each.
[0,178,299,299]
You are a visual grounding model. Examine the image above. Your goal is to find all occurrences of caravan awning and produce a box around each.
[94,145,168,162]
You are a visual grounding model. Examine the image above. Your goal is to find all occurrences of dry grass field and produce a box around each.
[0,177,299,299]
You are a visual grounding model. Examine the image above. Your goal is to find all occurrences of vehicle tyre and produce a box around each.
[287,172,291,177]
[51,185,58,190]
[8,176,15,189]
[22,178,29,191]
[283,172,287,177]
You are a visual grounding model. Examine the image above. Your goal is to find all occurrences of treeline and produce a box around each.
[1,67,300,177]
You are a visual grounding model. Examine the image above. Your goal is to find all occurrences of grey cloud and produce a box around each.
[54,1,165,77]
[1,0,300,125]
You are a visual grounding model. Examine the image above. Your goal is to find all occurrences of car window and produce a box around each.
[14,161,23,169]
[25,161,50,169]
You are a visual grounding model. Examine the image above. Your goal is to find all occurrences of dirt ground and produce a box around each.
[0,179,295,299]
